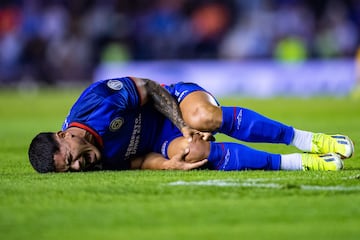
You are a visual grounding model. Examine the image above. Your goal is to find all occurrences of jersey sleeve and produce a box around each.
[62,77,141,130]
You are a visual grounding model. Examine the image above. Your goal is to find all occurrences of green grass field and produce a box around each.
[0,88,359,240]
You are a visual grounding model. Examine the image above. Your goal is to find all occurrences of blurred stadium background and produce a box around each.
[1,0,360,97]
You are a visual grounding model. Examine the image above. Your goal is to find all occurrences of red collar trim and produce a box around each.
[68,122,103,147]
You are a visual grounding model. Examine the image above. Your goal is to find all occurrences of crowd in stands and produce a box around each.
[0,0,359,84]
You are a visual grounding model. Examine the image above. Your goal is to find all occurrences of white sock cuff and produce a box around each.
[291,128,313,152]
[280,153,302,170]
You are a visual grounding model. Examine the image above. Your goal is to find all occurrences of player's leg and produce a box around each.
[182,98,354,158]
[219,106,294,144]
[168,83,354,158]
[167,135,281,170]
[220,107,354,158]
[167,135,343,171]
[180,91,294,144]
[206,141,282,171]
[168,80,292,144]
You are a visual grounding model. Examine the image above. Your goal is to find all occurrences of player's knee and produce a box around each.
[186,105,222,131]
[185,135,210,163]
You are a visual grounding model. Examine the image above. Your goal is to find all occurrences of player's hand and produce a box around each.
[164,148,208,170]
[181,126,215,142]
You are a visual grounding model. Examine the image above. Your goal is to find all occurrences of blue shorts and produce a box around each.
[163,82,220,105]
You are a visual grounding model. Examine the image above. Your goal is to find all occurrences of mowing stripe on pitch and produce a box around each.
[166,179,360,192]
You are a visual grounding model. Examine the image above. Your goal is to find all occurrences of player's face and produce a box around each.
[53,131,102,172]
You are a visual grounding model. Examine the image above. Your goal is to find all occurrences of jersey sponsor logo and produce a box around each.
[109,117,124,132]
[221,149,231,170]
[107,79,123,90]
[125,114,141,159]
[236,109,243,130]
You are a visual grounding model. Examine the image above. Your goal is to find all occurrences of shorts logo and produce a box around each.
[109,117,124,132]
[107,80,123,90]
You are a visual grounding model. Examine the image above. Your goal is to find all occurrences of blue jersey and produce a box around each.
[62,77,183,170]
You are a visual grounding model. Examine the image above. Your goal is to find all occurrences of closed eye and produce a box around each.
[83,153,88,162]
[66,152,73,167]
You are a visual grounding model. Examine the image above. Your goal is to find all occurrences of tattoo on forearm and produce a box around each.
[143,79,186,130]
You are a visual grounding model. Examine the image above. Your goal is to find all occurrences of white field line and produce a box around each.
[166,179,360,192]
[342,174,360,180]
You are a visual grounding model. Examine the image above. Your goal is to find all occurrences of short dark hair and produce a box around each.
[28,132,59,173]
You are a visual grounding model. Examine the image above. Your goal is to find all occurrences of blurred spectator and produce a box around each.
[314,1,358,58]
[182,0,235,58]
[274,36,308,62]
[0,3,22,84]
[0,0,359,85]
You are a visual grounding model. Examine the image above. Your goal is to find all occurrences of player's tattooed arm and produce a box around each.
[132,77,207,141]
[141,78,186,129]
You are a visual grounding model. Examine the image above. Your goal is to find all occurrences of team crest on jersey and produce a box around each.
[107,79,123,90]
[109,117,124,132]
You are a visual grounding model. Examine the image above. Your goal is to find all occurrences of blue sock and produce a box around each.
[207,142,281,171]
[219,106,294,144]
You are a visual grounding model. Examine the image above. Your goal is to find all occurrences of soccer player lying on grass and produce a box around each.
[28,77,355,173]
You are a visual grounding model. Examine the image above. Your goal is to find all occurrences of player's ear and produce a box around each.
[56,131,66,139]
